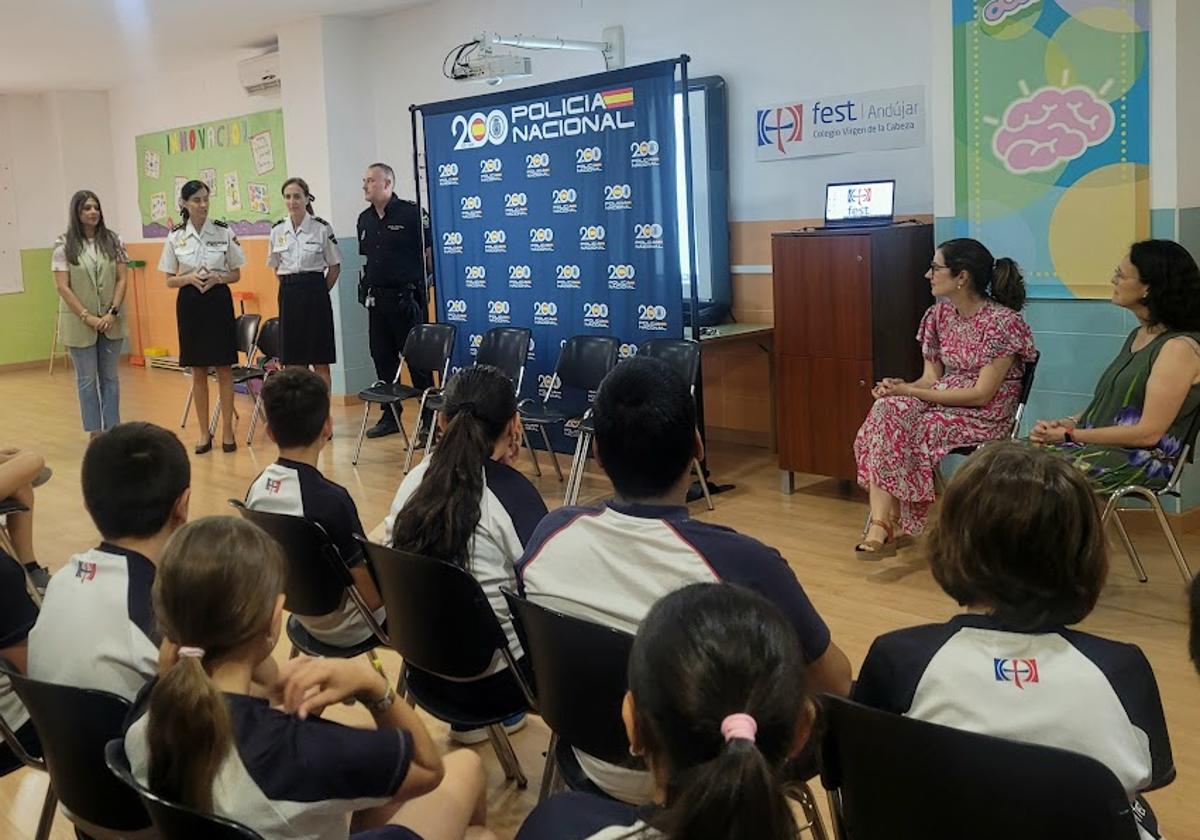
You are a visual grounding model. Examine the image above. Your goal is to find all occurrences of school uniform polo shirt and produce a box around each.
[245,459,384,647]
[383,457,548,671]
[853,614,1173,840]
[516,500,831,803]
[517,792,653,840]
[125,685,414,840]
[28,542,158,701]
[0,550,40,770]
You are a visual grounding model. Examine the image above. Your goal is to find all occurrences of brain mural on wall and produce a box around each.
[992,85,1114,174]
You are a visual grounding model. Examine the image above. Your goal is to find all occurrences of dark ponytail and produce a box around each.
[177,180,208,227]
[282,177,316,217]
[391,365,517,568]
[939,237,1026,312]
[630,583,810,840]
[147,517,284,810]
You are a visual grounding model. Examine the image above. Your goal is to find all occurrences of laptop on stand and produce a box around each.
[824,179,896,229]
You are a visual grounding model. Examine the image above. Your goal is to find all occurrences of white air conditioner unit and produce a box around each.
[238,52,281,94]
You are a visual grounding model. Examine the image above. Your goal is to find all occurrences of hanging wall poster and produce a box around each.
[952,0,1149,298]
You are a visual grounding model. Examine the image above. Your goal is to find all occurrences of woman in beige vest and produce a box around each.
[52,190,127,437]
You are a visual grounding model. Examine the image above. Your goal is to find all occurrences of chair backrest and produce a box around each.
[105,740,264,840]
[229,500,354,617]
[359,538,517,680]
[401,323,457,380]
[477,327,532,393]
[552,335,620,395]
[820,695,1140,840]
[639,338,701,389]
[234,313,262,360]
[255,317,282,362]
[0,661,150,832]
[502,590,634,764]
[1009,350,1040,440]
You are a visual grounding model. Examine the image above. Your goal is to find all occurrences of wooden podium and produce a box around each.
[772,222,933,490]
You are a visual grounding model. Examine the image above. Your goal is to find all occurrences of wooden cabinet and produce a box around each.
[773,224,933,486]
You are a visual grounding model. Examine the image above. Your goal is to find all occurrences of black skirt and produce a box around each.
[177,283,237,368]
[279,272,336,364]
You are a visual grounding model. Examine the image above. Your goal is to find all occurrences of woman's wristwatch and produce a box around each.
[359,681,396,714]
[1063,428,1075,444]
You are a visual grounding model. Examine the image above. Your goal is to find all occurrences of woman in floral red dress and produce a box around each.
[854,238,1036,556]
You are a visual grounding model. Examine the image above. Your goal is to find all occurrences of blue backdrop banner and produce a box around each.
[419,59,684,451]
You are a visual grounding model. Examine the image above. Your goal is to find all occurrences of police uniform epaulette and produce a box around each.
[313,216,332,227]
[271,218,286,228]
[212,219,229,228]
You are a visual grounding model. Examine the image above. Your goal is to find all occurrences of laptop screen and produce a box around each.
[824,180,895,226]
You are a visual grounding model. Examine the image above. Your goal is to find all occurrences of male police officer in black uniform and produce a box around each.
[358,162,432,438]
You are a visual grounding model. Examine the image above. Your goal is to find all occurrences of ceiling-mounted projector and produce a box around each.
[445,26,625,86]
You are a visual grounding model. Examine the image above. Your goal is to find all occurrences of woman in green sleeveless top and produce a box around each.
[1031,240,1200,491]
[52,190,127,437]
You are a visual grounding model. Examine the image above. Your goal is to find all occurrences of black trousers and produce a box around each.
[368,290,433,423]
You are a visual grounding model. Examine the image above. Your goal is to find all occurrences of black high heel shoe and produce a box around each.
[195,438,213,455]
[222,440,238,453]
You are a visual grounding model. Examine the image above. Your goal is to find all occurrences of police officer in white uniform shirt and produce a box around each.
[268,177,342,392]
[158,179,246,454]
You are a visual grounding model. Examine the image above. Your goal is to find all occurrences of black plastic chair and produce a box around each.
[353,322,457,471]
[229,500,387,665]
[245,316,282,445]
[820,695,1143,840]
[422,327,533,454]
[519,335,619,482]
[564,338,713,508]
[0,660,151,839]
[502,590,634,802]
[358,538,534,788]
[105,739,264,840]
[1101,403,1200,584]
[0,660,54,840]
[180,312,265,436]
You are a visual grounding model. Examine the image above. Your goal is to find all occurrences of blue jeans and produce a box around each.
[68,335,122,432]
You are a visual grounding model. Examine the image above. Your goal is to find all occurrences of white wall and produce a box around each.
[1176,0,1200,208]
[107,49,282,243]
[366,0,934,222]
[1,95,67,250]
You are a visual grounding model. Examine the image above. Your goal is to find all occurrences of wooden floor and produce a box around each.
[1,362,1198,840]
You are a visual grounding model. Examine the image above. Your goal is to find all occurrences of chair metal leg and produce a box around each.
[537,732,559,803]
[564,431,587,506]
[403,395,429,474]
[352,403,371,465]
[247,394,263,445]
[569,431,591,505]
[538,425,564,481]
[390,404,411,451]
[1144,490,1194,582]
[424,411,439,453]
[826,788,848,840]
[485,724,528,788]
[693,458,715,511]
[786,781,829,840]
[180,387,193,429]
[34,783,56,840]
[1102,493,1149,583]
[0,524,18,562]
[208,401,221,438]
[524,427,543,476]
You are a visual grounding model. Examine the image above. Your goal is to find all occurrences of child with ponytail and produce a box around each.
[517,582,814,840]
[124,516,496,840]
[382,363,547,744]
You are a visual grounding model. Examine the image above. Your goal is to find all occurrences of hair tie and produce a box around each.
[455,400,477,419]
[720,713,757,744]
[177,646,205,659]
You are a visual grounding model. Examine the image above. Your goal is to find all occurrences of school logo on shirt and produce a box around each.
[76,561,97,582]
[265,478,283,494]
[993,658,1039,689]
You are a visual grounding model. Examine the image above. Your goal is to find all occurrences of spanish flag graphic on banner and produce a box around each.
[601,87,634,109]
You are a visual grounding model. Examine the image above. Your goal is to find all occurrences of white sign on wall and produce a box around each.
[755,85,926,161]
